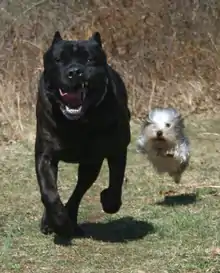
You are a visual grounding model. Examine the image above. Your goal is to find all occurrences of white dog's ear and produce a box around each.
[146,111,153,125]
[175,113,185,128]
[176,111,183,120]
[142,117,151,132]
[180,116,185,127]
[145,118,151,125]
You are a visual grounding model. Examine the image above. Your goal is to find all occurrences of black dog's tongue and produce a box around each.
[59,89,83,108]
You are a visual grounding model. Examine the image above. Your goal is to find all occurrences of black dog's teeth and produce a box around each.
[83,82,88,87]
[65,105,82,114]
[81,82,88,88]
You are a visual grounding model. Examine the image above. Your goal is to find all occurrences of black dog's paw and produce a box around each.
[100,188,122,214]
[53,225,85,245]
[40,210,75,237]
[42,209,75,238]
[40,214,54,235]
[54,217,76,238]
[40,222,54,235]
[73,225,85,237]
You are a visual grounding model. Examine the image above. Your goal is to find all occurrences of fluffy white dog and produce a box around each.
[136,107,190,184]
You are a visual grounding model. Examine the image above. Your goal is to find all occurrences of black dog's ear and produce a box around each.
[90,32,102,48]
[52,31,62,45]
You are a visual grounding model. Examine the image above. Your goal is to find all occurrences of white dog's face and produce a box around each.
[137,108,184,153]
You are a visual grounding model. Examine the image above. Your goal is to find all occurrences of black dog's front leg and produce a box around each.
[65,160,103,234]
[35,153,74,237]
[100,150,127,214]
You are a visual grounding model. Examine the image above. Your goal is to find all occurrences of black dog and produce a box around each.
[35,31,131,238]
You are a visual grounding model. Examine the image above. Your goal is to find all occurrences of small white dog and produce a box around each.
[136,107,190,184]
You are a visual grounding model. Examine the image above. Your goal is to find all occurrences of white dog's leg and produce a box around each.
[173,173,181,184]
[169,172,181,184]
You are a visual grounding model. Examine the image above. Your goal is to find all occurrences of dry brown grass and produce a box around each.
[1,0,220,141]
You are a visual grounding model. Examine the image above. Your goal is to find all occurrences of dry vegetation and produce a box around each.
[1,0,220,141]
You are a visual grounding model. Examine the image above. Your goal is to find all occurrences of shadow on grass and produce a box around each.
[53,216,155,246]
[80,216,155,243]
[54,216,155,245]
[156,193,197,206]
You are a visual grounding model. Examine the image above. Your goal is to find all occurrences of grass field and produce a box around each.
[0,117,220,273]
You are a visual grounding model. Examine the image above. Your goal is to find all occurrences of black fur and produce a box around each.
[34,31,131,239]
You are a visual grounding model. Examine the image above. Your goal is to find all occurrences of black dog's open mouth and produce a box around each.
[59,82,88,120]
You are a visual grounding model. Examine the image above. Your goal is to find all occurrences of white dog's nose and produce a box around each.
[157,130,163,137]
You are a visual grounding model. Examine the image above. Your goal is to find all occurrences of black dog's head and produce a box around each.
[43,31,108,120]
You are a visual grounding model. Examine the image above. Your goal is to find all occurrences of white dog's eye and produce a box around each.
[166,123,171,128]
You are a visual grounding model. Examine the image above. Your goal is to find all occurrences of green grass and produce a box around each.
[0,117,220,273]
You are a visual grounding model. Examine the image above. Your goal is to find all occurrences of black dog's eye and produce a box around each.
[166,123,171,128]
[55,57,61,63]
[87,58,94,64]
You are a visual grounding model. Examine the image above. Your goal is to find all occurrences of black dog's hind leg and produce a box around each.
[35,153,75,237]
[101,151,127,214]
[65,160,104,235]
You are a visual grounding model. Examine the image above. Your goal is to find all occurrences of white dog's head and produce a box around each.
[137,107,185,154]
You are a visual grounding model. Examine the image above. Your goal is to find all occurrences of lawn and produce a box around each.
[0,116,220,273]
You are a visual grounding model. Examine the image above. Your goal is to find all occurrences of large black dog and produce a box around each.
[35,31,131,238]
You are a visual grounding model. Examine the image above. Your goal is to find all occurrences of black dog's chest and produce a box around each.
[54,121,124,163]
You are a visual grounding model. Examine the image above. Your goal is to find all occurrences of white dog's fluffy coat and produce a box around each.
[136,107,190,183]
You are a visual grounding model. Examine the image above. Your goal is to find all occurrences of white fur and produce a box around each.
[136,108,190,183]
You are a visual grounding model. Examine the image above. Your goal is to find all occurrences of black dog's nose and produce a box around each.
[67,67,83,78]
[157,130,163,137]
